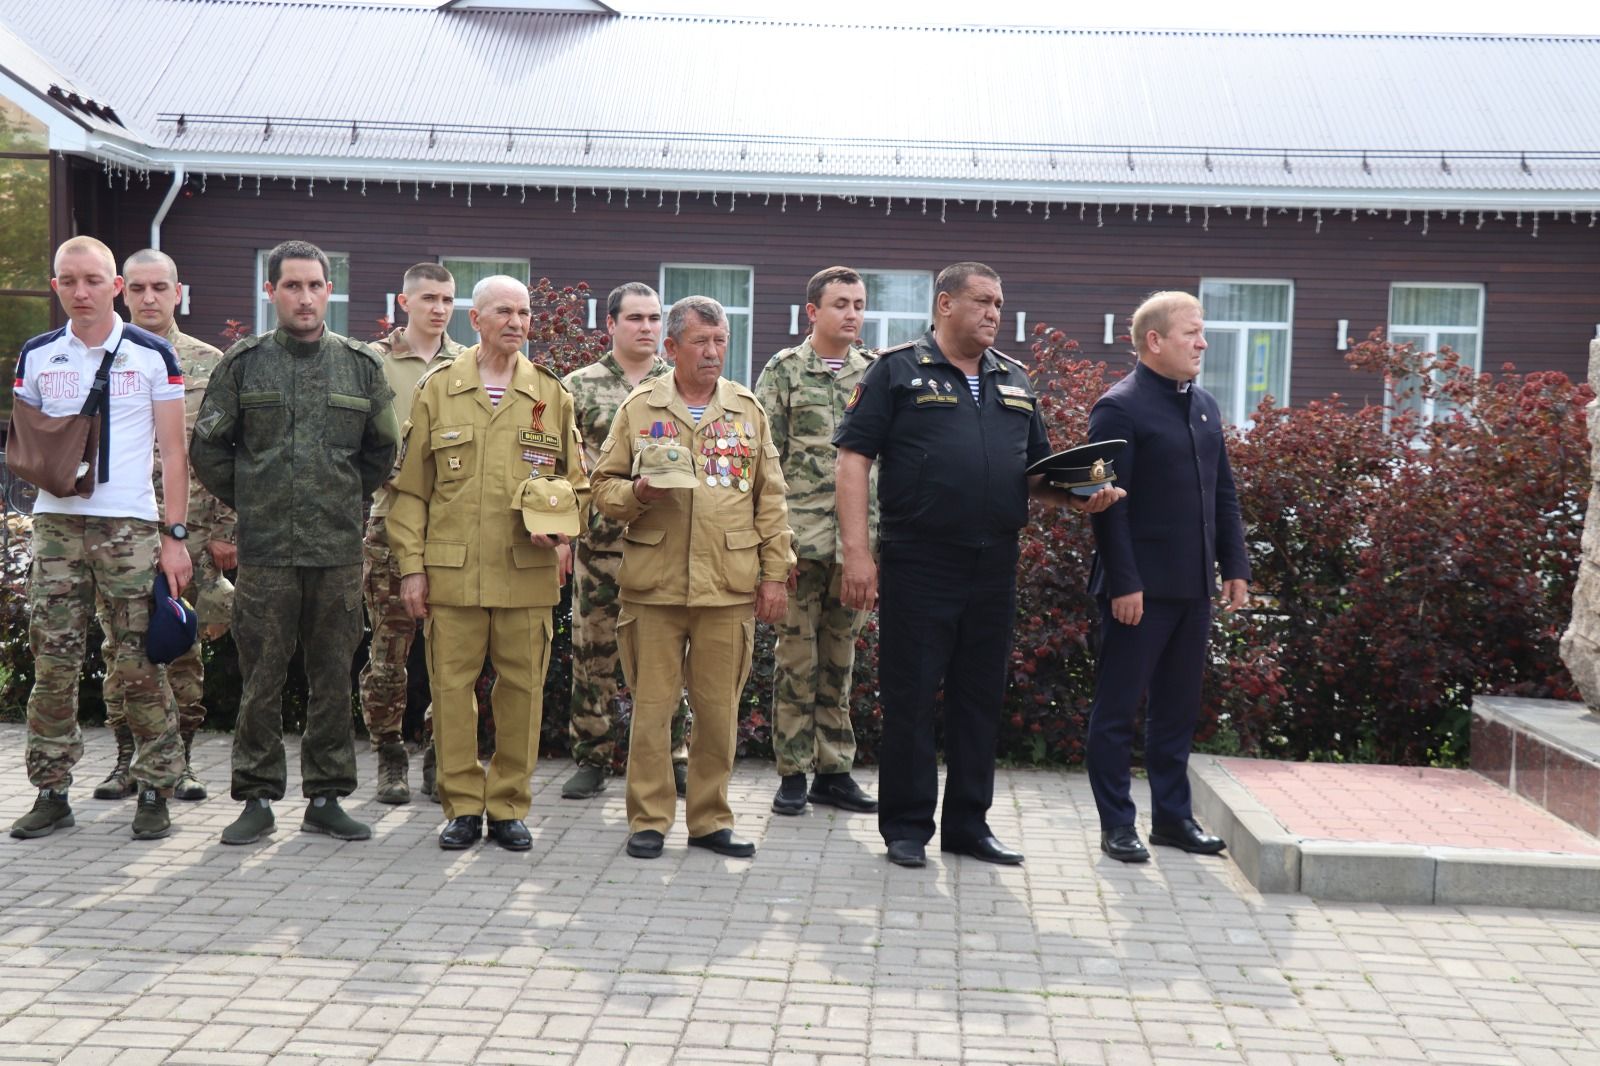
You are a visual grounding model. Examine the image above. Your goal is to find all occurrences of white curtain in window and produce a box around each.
[662,267,751,383]
[442,259,530,346]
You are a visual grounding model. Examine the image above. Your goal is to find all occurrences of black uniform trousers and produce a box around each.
[1085,595,1212,830]
[877,537,1019,846]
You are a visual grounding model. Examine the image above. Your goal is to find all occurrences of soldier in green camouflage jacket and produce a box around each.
[191,241,398,846]
[753,267,880,817]
[558,283,691,801]
[97,249,237,804]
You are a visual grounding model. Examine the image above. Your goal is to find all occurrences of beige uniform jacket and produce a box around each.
[369,326,467,518]
[388,348,590,608]
[591,374,794,608]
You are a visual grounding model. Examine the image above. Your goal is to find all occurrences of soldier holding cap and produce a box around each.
[1085,290,1249,863]
[591,295,794,861]
[388,275,591,851]
[833,262,1122,869]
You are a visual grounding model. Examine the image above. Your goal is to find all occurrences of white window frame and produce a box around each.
[255,250,350,336]
[659,263,754,384]
[858,269,934,350]
[1387,282,1485,423]
[1198,277,1294,426]
[439,256,531,347]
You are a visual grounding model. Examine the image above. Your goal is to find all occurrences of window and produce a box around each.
[256,250,350,336]
[1198,279,1293,425]
[440,257,530,347]
[1388,283,1484,424]
[1,95,52,426]
[660,265,753,383]
[859,270,933,349]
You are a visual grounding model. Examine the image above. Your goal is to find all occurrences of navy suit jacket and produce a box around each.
[1088,362,1249,600]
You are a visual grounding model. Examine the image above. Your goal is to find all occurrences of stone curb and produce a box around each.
[1188,755,1600,912]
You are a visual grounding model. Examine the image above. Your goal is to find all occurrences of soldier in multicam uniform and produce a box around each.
[91,248,236,804]
[191,240,399,846]
[10,236,192,841]
[558,283,691,801]
[359,263,466,805]
[753,267,879,817]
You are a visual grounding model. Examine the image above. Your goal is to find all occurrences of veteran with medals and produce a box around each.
[388,275,591,851]
[591,295,794,860]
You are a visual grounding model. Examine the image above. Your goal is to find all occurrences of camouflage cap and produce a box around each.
[632,442,700,490]
[194,571,235,632]
[512,475,581,537]
[1026,439,1127,497]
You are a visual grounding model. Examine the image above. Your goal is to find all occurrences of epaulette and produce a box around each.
[223,333,265,358]
[415,359,453,390]
[341,335,384,368]
[875,341,916,358]
[989,347,1028,370]
[527,358,564,385]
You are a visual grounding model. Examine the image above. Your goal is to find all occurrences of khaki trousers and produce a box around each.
[618,601,754,836]
[425,604,551,821]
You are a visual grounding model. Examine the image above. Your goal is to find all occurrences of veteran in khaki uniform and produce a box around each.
[360,263,467,805]
[96,248,236,803]
[592,295,794,861]
[389,275,591,851]
[559,282,690,801]
[754,266,880,818]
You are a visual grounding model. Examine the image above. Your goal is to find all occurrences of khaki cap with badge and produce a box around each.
[1027,439,1128,496]
[632,441,701,490]
[512,475,582,536]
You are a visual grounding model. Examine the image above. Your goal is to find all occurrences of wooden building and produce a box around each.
[4,1,1599,425]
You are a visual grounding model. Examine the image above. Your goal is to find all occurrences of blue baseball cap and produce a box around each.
[147,571,198,665]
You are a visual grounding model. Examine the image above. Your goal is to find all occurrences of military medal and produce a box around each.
[738,478,750,493]
[719,475,731,487]
[705,475,717,487]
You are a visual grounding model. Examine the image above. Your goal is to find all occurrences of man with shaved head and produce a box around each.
[388,275,590,850]
[191,239,400,846]
[10,236,191,841]
[84,248,235,805]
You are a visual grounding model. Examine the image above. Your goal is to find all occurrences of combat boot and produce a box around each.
[131,786,171,840]
[561,764,606,800]
[421,743,439,803]
[173,731,207,801]
[10,789,74,839]
[374,739,411,805]
[92,724,137,800]
[302,795,371,841]
[221,798,274,845]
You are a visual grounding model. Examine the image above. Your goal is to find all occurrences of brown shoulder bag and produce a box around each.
[7,341,120,499]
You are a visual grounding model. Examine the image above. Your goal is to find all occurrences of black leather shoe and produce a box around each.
[941,835,1024,865]
[626,829,664,859]
[885,840,927,867]
[487,818,532,851]
[1100,825,1150,863]
[808,773,878,813]
[1149,818,1226,855]
[439,814,482,850]
[686,828,756,858]
[772,773,808,815]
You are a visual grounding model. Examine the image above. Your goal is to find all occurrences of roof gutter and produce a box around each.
[149,164,185,251]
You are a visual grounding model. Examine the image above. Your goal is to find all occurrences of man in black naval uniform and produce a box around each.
[834,262,1123,868]
[1085,290,1249,863]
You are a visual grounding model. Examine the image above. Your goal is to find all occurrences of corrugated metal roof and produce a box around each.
[3,0,1599,207]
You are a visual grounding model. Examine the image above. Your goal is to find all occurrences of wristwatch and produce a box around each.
[163,523,188,541]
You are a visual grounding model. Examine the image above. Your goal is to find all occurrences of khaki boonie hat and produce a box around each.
[632,442,700,490]
[512,475,581,536]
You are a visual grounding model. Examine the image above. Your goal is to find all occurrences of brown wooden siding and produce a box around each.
[97,173,1600,408]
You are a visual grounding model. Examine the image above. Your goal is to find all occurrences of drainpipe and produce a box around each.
[149,165,186,250]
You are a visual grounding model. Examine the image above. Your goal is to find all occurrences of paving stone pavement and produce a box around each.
[0,724,1596,1066]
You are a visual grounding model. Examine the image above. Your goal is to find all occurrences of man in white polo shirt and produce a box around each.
[9,235,193,841]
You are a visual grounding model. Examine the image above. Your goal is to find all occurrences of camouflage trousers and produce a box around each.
[569,543,689,769]
[25,513,182,792]
[104,544,229,737]
[230,563,361,801]
[359,516,422,742]
[771,558,868,776]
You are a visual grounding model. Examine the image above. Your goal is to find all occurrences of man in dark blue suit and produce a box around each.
[1086,291,1250,863]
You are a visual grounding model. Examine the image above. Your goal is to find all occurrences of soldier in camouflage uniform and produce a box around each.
[191,240,398,846]
[96,249,236,803]
[359,263,467,805]
[753,267,879,817]
[10,236,192,842]
[559,283,691,800]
